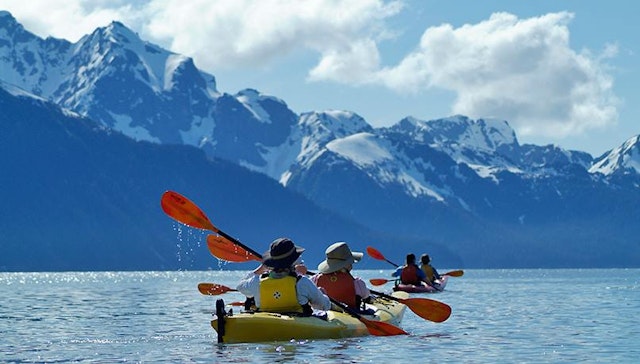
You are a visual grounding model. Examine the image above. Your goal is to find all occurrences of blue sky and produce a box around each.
[1,0,637,156]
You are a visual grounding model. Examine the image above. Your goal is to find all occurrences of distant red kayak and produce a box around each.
[392,276,448,293]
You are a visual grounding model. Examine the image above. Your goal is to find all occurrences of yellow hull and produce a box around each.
[211,291,409,343]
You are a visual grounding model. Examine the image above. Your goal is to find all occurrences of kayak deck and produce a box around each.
[211,291,409,343]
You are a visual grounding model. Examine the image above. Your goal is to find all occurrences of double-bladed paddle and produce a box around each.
[160,191,263,259]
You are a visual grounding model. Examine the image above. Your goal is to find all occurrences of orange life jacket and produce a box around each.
[400,264,421,285]
[315,271,357,309]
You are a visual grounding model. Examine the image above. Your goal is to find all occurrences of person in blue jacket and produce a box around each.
[391,253,432,287]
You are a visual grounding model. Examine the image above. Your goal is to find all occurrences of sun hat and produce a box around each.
[317,242,363,274]
[262,238,305,269]
[421,254,431,264]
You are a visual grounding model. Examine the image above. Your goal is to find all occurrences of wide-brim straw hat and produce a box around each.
[317,242,363,273]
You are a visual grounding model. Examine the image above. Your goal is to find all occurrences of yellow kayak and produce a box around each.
[211,291,409,343]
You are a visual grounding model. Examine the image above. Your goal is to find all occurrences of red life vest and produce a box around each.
[400,264,421,285]
[315,271,357,309]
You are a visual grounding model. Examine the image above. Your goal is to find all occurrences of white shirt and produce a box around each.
[236,271,332,311]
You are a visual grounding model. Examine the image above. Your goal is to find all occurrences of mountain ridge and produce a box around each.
[1,12,639,269]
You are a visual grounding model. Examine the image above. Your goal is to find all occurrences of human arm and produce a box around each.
[353,277,371,300]
[296,276,331,311]
[432,266,442,280]
[391,266,403,277]
[235,266,265,303]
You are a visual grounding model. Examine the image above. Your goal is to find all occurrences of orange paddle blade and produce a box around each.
[366,246,386,261]
[330,297,407,336]
[160,191,218,232]
[207,235,262,262]
[197,283,237,295]
[366,246,399,267]
[401,297,452,323]
[444,270,464,277]
[360,317,408,336]
[369,278,390,286]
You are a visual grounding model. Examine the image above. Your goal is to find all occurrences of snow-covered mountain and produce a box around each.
[590,135,640,176]
[1,11,639,268]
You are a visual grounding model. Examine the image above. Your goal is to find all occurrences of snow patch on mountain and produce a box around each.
[236,89,275,124]
[180,115,216,147]
[251,135,302,184]
[327,132,449,200]
[109,112,160,142]
[163,54,191,91]
[590,135,640,175]
[327,133,392,166]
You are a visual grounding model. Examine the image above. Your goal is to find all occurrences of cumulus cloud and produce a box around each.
[374,12,619,138]
[1,1,619,138]
[142,0,402,73]
[0,0,142,41]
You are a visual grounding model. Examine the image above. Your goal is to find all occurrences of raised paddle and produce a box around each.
[160,191,262,258]
[366,246,399,267]
[207,234,261,263]
[369,289,451,323]
[197,282,237,295]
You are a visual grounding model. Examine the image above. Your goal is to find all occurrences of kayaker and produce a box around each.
[236,237,331,315]
[420,254,442,285]
[311,242,372,311]
[391,253,432,287]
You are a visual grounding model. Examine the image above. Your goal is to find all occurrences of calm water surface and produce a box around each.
[1,269,638,363]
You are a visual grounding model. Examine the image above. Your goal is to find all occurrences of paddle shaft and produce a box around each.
[328,296,407,336]
[215,229,262,260]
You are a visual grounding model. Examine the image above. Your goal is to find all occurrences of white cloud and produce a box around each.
[1,2,619,139]
[373,12,619,138]
[0,0,142,41]
[142,0,402,73]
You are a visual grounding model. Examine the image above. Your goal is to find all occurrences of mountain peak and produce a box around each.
[0,10,17,23]
[590,135,640,175]
[97,20,141,45]
[299,110,373,141]
[0,10,32,40]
